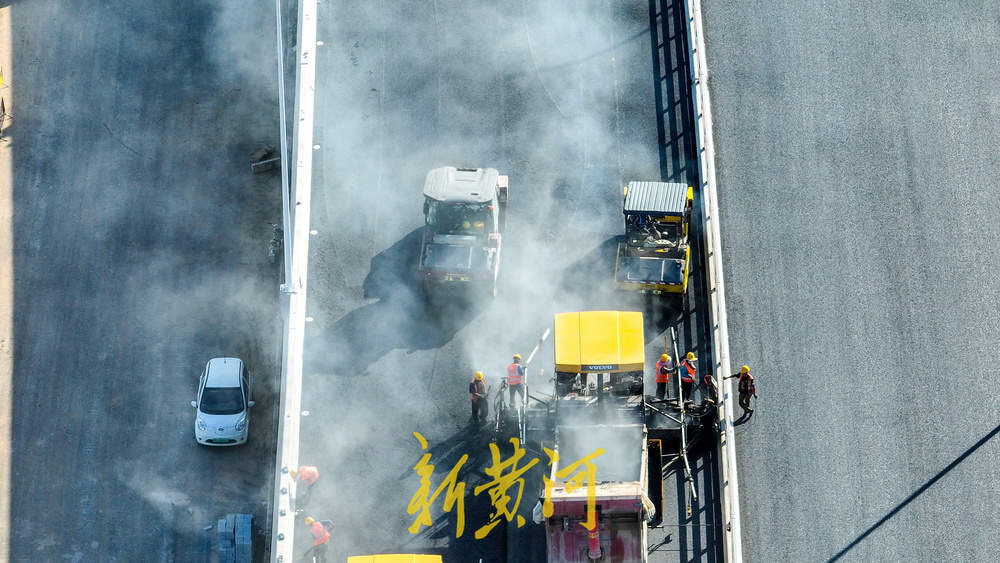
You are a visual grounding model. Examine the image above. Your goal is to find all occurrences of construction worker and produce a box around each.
[469,371,488,424]
[303,516,333,559]
[702,373,719,403]
[290,465,320,487]
[654,353,673,400]
[290,465,320,507]
[725,365,756,415]
[507,354,526,409]
[679,352,697,400]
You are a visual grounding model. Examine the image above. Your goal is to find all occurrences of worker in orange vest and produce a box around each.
[654,353,673,400]
[291,465,320,487]
[679,352,697,399]
[469,371,488,425]
[304,516,333,558]
[290,465,320,507]
[507,353,526,408]
[725,365,756,415]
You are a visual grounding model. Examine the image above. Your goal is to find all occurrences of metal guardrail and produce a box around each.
[275,0,293,292]
[682,1,744,561]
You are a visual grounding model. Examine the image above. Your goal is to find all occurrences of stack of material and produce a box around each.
[217,514,236,563]
[234,513,253,562]
[217,513,253,563]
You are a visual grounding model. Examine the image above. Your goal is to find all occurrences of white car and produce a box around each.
[191,357,254,446]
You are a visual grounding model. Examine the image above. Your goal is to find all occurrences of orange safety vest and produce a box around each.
[310,521,331,546]
[507,363,523,386]
[655,360,672,383]
[738,373,755,395]
[298,466,319,486]
[680,359,696,382]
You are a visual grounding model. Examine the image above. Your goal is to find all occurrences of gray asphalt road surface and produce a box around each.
[297,1,722,561]
[703,1,1000,561]
[5,2,282,560]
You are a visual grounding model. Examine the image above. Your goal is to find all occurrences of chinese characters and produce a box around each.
[407,432,605,539]
[407,432,469,537]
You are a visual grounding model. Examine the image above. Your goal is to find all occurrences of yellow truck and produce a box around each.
[542,311,655,562]
[614,182,693,303]
[347,555,443,563]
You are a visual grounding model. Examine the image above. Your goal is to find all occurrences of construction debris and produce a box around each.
[250,146,280,173]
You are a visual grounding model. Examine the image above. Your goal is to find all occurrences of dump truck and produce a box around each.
[537,311,656,562]
[614,181,693,302]
[418,166,508,297]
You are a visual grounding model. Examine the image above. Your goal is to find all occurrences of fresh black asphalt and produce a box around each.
[298,1,723,561]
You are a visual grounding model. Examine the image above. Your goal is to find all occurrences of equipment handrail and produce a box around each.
[673,327,696,514]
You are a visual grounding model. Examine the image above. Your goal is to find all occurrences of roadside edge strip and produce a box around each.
[682,1,744,561]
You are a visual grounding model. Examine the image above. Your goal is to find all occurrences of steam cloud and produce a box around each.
[298,1,674,558]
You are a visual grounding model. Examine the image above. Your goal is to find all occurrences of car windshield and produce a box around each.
[426,200,492,235]
[200,387,244,415]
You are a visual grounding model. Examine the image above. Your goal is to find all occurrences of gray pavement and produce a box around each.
[702,1,1000,561]
[299,1,721,561]
[4,2,282,560]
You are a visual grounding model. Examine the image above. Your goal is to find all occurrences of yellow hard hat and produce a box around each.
[289,469,298,478]
[660,353,669,361]
[304,516,315,525]
[686,352,696,361]
[740,365,750,374]
[475,371,484,380]
[513,354,522,362]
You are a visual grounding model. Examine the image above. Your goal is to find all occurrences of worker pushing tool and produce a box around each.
[679,352,697,399]
[507,354,526,408]
[469,371,488,425]
[725,365,756,416]
[303,516,334,561]
[655,353,673,400]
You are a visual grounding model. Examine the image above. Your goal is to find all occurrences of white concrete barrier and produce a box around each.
[682,1,744,561]
[270,0,318,560]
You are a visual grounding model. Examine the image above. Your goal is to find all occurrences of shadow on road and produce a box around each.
[732,408,754,426]
[826,422,1000,562]
[648,431,722,562]
[361,228,424,301]
[554,235,624,306]
[649,0,698,186]
[646,1,724,561]
[317,228,486,375]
